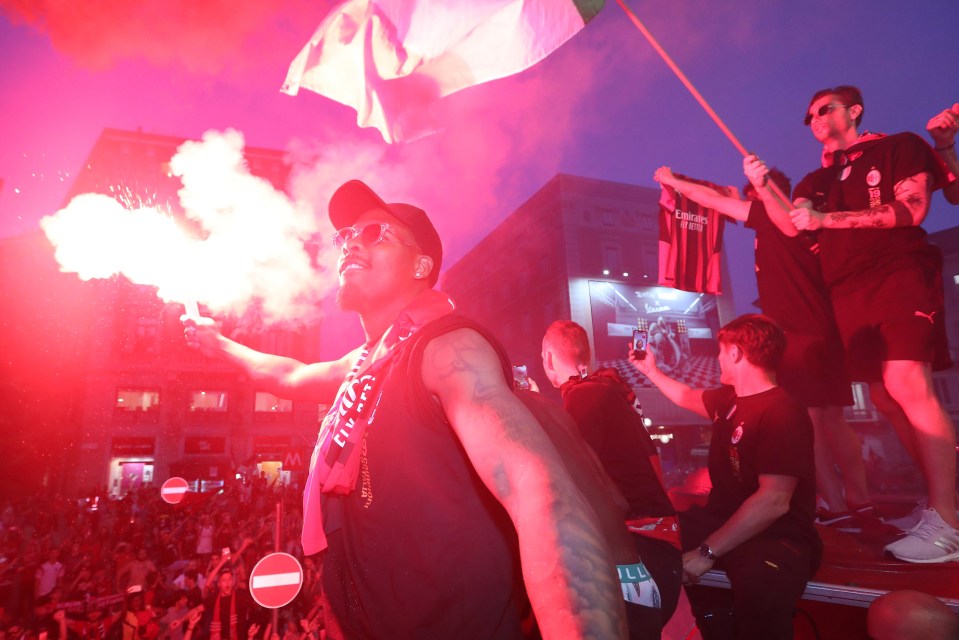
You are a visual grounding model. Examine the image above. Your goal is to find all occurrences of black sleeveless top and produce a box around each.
[320,314,533,640]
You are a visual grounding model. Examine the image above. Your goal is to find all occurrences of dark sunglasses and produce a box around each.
[331,222,415,250]
[804,103,848,126]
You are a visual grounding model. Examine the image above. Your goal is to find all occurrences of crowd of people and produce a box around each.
[0,477,325,640]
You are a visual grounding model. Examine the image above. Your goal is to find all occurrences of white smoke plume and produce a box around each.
[40,129,339,326]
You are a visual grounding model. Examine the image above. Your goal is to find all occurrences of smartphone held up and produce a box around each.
[632,329,648,360]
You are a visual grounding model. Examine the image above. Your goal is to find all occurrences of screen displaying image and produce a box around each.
[587,280,722,389]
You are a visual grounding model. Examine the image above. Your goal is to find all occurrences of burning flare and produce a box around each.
[40,129,338,325]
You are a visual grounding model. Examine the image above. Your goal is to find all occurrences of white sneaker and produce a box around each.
[883,501,959,532]
[884,509,959,563]
[883,501,926,532]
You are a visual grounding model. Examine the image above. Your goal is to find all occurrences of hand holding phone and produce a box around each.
[512,365,531,390]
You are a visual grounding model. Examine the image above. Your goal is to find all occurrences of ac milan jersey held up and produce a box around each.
[658,178,727,294]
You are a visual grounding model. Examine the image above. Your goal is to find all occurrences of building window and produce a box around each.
[643,247,659,277]
[132,316,160,354]
[601,209,617,227]
[190,390,229,412]
[255,392,293,413]
[116,389,160,412]
[603,245,622,273]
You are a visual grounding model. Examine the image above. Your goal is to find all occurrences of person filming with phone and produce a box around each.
[629,314,821,640]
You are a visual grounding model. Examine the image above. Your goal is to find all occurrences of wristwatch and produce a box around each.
[698,542,719,561]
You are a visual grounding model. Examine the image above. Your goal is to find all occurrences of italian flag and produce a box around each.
[281,0,605,143]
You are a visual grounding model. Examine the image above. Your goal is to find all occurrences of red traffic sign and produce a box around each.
[160,477,189,505]
[249,552,303,609]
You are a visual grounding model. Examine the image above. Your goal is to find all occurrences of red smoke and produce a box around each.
[0,0,328,74]
[0,0,716,291]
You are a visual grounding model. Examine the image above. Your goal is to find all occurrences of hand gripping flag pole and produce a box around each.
[615,0,792,211]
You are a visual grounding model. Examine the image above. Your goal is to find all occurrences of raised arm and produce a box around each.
[927,103,959,205]
[628,346,707,418]
[743,155,799,237]
[182,315,356,403]
[654,166,750,222]
[790,171,933,230]
[421,328,626,640]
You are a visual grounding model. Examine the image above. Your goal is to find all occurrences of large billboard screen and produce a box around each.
[587,281,722,389]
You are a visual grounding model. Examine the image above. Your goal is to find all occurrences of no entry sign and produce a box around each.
[249,552,303,609]
[160,477,189,505]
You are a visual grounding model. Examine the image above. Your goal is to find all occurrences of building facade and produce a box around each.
[4,128,324,498]
[441,173,738,484]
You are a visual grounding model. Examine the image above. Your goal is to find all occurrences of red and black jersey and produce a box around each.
[658,178,727,294]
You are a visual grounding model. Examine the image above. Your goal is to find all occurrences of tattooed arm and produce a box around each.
[421,328,627,640]
[789,172,932,231]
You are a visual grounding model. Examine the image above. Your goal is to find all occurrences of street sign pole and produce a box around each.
[272,501,282,632]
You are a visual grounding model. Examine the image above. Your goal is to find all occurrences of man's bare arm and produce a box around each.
[682,474,797,581]
[743,155,800,237]
[422,328,626,640]
[183,317,356,404]
[628,347,708,418]
[790,172,933,230]
[654,166,750,221]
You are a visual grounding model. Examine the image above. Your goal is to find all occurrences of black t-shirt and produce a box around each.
[560,370,675,519]
[745,202,836,337]
[793,132,945,295]
[701,386,817,545]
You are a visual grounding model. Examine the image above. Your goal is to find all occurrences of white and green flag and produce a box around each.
[281,0,605,143]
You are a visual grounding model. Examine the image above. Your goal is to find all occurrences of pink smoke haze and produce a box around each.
[2,0,325,74]
[2,1,958,321]
[41,130,338,325]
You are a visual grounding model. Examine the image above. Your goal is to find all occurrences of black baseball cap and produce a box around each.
[329,180,443,287]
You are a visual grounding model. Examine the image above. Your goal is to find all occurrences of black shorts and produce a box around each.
[777,331,853,408]
[832,260,952,382]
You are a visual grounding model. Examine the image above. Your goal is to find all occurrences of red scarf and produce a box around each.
[301,290,455,554]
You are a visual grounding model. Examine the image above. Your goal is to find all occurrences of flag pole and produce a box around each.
[615,0,792,209]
